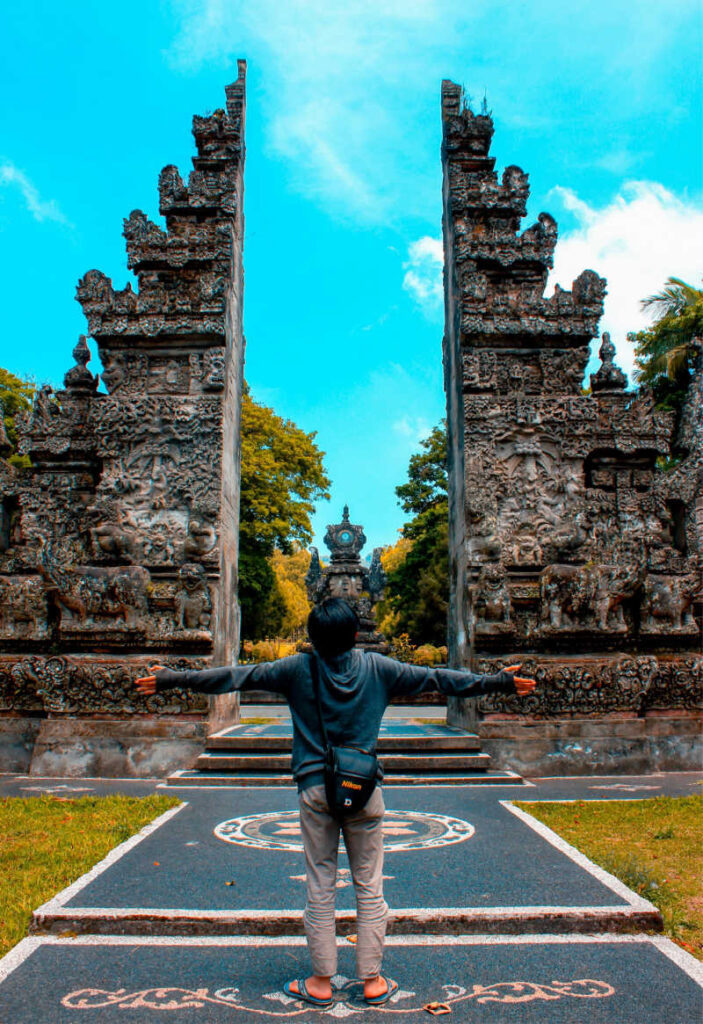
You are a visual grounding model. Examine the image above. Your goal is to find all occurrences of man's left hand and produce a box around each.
[134,665,167,696]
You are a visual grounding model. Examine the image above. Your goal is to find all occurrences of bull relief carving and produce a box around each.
[441,79,701,715]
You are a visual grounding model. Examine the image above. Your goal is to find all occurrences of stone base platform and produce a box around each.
[480,713,703,776]
[0,716,43,773]
[2,934,701,1023]
[22,717,208,779]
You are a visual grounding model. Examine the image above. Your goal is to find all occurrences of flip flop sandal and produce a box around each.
[364,978,398,1005]
[283,979,335,1009]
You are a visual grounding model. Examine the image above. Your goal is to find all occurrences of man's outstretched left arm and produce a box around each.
[384,658,537,700]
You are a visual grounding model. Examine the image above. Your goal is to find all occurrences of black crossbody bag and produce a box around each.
[308,654,379,818]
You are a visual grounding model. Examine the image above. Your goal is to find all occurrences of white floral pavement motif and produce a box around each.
[214,809,475,852]
[61,977,615,1013]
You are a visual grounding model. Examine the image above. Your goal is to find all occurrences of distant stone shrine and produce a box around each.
[440,80,702,772]
[306,506,388,651]
[0,65,247,776]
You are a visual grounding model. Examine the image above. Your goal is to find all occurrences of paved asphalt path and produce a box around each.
[52,786,629,913]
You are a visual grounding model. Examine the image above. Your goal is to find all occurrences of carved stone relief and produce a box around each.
[441,79,701,718]
[0,68,246,725]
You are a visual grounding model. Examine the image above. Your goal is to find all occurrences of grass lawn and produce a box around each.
[516,795,703,960]
[0,793,181,958]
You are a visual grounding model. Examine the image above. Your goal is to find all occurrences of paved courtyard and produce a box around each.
[1,770,701,1021]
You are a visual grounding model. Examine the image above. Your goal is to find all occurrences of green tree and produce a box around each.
[631,277,703,422]
[0,368,35,468]
[239,386,330,639]
[382,423,449,646]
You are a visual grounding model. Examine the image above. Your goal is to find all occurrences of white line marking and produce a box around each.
[650,935,703,985]
[34,904,654,922]
[385,934,658,947]
[501,800,658,912]
[533,772,702,780]
[3,774,162,782]
[2,934,701,989]
[33,802,187,914]
[161,781,526,790]
[0,933,672,952]
[0,937,43,984]
[157,783,298,791]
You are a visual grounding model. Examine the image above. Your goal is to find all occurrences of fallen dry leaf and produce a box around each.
[424,1002,451,1015]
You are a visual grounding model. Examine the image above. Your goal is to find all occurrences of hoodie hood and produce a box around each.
[315,648,363,700]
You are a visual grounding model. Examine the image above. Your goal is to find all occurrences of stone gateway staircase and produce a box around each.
[166,715,522,786]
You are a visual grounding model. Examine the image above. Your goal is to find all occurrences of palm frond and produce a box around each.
[641,277,702,319]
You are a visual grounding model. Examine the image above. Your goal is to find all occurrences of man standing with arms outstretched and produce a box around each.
[135,597,537,1008]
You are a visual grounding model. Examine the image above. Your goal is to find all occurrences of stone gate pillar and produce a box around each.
[0,66,247,776]
[440,81,701,769]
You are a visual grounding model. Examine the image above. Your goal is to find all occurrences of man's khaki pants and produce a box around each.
[298,784,388,979]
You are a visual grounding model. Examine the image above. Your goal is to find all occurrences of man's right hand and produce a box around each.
[134,665,167,696]
[505,664,537,697]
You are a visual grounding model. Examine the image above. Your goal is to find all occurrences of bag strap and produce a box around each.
[308,653,331,752]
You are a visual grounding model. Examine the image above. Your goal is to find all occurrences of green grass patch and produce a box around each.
[0,793,181,957]
[516,795,703,960]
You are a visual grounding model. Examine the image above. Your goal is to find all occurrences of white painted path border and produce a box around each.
[500,800,659,913]
[32,802,187,915]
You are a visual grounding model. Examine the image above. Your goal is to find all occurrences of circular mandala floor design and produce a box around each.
[214,809,475,852]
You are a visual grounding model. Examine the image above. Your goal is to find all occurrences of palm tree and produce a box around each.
[630,278,702,424]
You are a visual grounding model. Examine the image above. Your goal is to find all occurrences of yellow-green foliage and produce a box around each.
[270,546,313,637]
[0,366,35,467]
[388,634,447,666]
[413,644,448,666]
[517,796,703,960]
[0,794,181,956]
[241,638,297,662]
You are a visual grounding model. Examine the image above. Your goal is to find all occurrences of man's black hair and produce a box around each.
[307,598,359,658]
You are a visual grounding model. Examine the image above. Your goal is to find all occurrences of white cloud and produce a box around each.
[167,0,475,222]
[402,235,443,313]
[595,147,642,176]
[393,414,432,443]
[398,186,703,378]
[0,162,69,225]
[167,1,700,226]
[548,181,703,377]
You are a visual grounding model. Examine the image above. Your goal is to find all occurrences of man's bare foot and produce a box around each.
[288,976,333,1000]
[363,976,388,1000]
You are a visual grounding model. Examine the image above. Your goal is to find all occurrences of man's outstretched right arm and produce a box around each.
[134,659,292,697]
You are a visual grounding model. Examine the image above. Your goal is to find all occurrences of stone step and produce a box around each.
[195,751,493,773]
[166,768,523,786]
[206,722,483,752]
[207,734,482,752]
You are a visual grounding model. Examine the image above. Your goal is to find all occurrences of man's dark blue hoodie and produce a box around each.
[156,651,516,791]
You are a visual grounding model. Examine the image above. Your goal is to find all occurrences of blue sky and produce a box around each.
[1,0,701,555]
